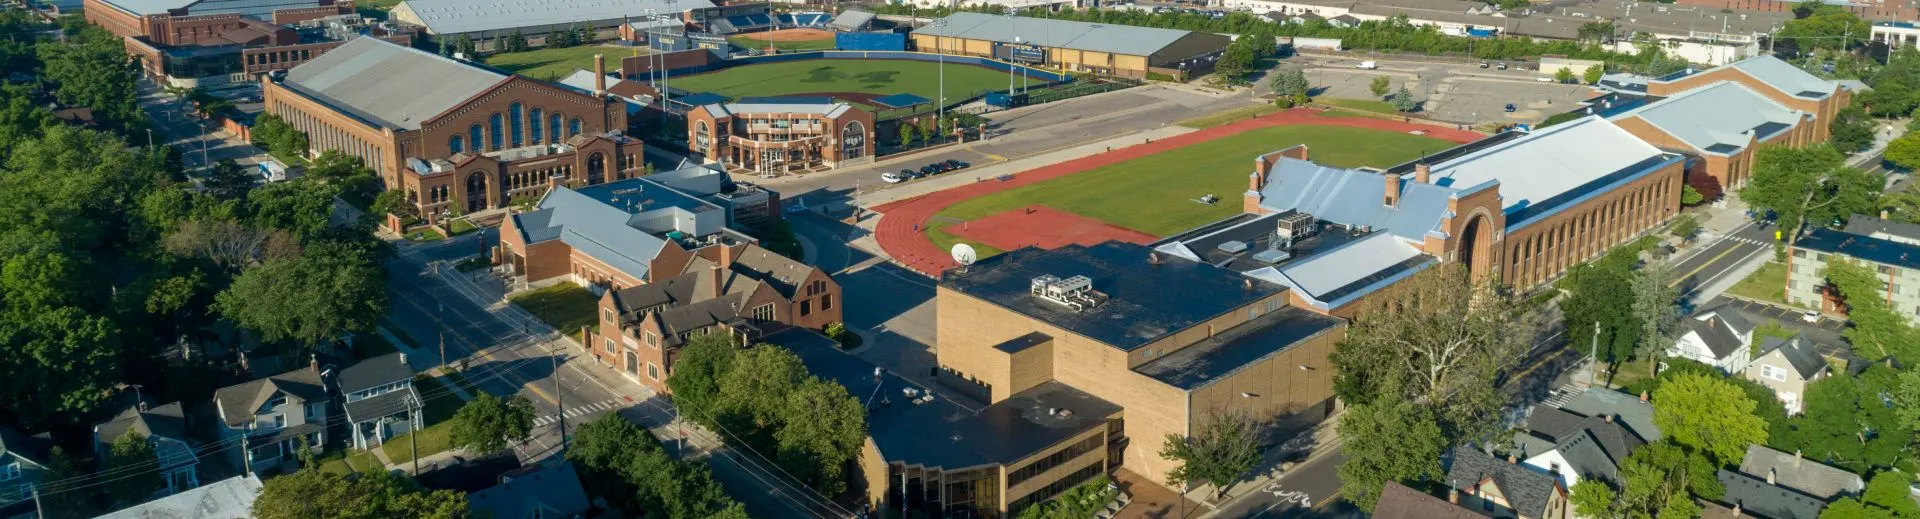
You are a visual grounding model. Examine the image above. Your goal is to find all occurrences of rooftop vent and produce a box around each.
[1253,249,1292,264]
[1031,274,1107,312]
[1217,240,1249,254]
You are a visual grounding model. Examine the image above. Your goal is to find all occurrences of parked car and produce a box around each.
[1479,61,1490,68]
[1802,310,1821,323]
[1356,61,1378,70]
[944,159,970,170]
[1496,62,1509,70]
[881,172,906,183]
[1504,103,1516,113]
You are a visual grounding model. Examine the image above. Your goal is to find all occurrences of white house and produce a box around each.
[1667,306,1754,374]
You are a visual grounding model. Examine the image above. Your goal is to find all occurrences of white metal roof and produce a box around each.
[394,0,715,35]
[1265,233,1426,299]
[1427,116,1666,217]
[1612,81,1803,156]
[911,11,1197,57]
[1730,55,1839,99]
[281,37,505,130]
[702,102,852,118]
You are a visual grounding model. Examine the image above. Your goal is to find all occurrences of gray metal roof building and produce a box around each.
[1611,81,1807,156]
[912,12,1230,66]
[281,37,506,131]
[389,0,715,37]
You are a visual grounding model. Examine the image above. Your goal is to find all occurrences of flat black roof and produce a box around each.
[941,242,1285,351]
[1133,305,1344,389]
[1796,227,1920,271]
[764,329,1120,470]
[1152,211,1373,274]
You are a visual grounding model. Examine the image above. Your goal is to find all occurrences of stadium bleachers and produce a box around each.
[778,12,829,27]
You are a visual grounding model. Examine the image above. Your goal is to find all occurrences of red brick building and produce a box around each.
[263,38,643,219]
[686,100,875,175]
[84,0,410,86]
[592,242,840,391]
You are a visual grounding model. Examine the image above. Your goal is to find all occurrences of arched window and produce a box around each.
[549,114,563,142]
[841,121,865,159]
[694,121,710,153]
[488,113,504,151]
[468,125,482,153]
[448,135,464,154]
[508,103,524,148]
[568,118,582,137]
[529,108,544,143]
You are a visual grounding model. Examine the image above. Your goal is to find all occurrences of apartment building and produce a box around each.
[686,99,875,175]
[935,241,1346,491]
[262,37,642,220]
[1784,215,1920,320]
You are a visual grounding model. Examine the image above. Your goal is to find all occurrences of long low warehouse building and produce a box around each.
[388,0,714,46]
[910,12,1230,79]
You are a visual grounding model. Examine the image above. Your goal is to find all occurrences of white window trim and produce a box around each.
[0,461,20,482]
[647,362,661,381]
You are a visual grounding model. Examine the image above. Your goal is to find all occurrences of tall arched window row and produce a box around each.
[530,108,544,144]
[488,113,504,151]
[508,103,524,148]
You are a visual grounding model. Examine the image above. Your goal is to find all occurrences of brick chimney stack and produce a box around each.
[1384,173,1403,208]
[719,244,736,269]
[708,264,723,300]
[1415,163,1432,184]
[593,54,607,95]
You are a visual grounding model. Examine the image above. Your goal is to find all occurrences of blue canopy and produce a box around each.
[871,93,933,109]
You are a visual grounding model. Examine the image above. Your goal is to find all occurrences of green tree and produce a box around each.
[1583,65,1606,85]
[1829,105,1876,154]
[1886,132,1920,171]
[1560,253,1639,368]
[1618,442,1723,518]
[1775,366,1912,472]
[503,30,528,52]
[1820,470,1920,518]
[246,178,344,241]
[1680,184,1704,206]
[898,124,917,149]
[1390,86,1416,112]
[105,431,165,504]
[1162,409,1264,500]
[1335,396,1445,512]
[774,377,867,497]
[568,414,742,519]
[449,392,536,454]
[36,31,144,131]
[1669,214,1700,241]
[1330,262,1531,438]
[715,345,806,429]
[216,240,388,346]
[1740,144,1880,246]
[250,113,309,162]
[1630,262,1679,379]
[1554,67,1576,83]
[1652,373,1770,464]
[1569,479,1620,519]
[1822,257,1920,364]
[203,160,259,200]
[1015,476,1119,519]
[667,332,738,424]
[1577,21,1617,43]
[252,468,466,519]
[1778,2,1869,52]
[370,189,419,225]
[1369,75,1391,98]
[1269,68,1311,107]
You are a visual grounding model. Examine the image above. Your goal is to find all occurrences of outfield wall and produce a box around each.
[650,51,1074,85]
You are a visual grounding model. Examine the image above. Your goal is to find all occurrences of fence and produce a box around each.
[834,32,906,51]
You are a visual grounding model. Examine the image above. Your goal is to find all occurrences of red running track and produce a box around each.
[870,109,1485,277]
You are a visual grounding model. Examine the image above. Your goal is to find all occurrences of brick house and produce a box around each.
[495,175,752,294]
[592,241,840,392]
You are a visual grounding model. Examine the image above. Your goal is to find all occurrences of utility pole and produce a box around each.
[1588,321,1601,387]
[554,349,567,453]
[241,434,252,475]
[410,394,421,475]
[438,330,447,372]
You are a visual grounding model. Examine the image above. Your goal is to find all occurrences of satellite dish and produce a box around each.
[951,243,978,266]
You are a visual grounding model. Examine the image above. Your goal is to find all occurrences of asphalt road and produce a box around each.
[1208,451,1359,519]
[136,78,269,171]
[1669,221,1775,304]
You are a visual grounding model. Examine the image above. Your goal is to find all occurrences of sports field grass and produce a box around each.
[669,59,1011,104]
[728,35,837,52]
[929,125,1460,246]
[487,45,635,82]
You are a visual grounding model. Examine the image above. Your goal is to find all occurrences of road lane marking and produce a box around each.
[1670,242,1746,288]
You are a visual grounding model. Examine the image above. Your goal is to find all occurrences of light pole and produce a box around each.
[931,20,948,121]
[1006,9,1018,96]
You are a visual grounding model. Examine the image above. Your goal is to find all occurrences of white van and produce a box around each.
[1356,61,1378,70]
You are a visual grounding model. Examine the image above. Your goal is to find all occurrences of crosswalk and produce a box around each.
[533,399,625,428]
[1722,235,1770,247]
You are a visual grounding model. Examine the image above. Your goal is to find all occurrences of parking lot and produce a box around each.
[1286,56,1599,124]
[1708,296,1854,362]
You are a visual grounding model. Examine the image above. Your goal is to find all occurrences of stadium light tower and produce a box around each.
[929,19,948,120]
[1005,8,1018,96]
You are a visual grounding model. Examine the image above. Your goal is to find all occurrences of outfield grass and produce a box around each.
[928,125,1459,242]
[509,284,600,334]
[670,59,1010,104]
[487,45,633,82]
[1176,103,1285,129]
[729,35,837,52]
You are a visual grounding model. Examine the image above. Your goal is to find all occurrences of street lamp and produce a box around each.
[1006,9,1018,96]
[930,20,948,121]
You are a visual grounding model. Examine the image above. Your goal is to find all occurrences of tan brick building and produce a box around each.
[935,241,1347,493]
[1214,115,1684,315]
[263,38,642,220]
[1610,80,1817,195]
[909,12,1231,79]
[686,100,875,175]
[589,242,840,392]
[1645,56,1858,144]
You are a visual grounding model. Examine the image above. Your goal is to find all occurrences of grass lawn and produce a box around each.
[729,35,837,52]
[487,45,632,82]
[1176,103,1284,129]
[407,227,446,242]
[447,219,478,236]
[414,374,465,423]
[316,449,383,475]
[1320,97,1398,114]
[670,59,1009,104]
[382,422,454,465]
[927,125,1460,244]
[1727,261,1789,304]
[510,284,600,334]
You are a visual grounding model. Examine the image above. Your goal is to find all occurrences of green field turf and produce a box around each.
[728,35,838,52]
[669,59,1013,104]
[928,125,1461,253]
[487,45,637,82]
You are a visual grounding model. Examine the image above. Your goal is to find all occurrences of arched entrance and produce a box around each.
[624,351,638,376]
[841,121,865,159]
[464,172,489,213]
[586,153,606,185]
[1458,215,1494,280]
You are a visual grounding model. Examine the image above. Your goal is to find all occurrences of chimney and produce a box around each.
[310,354,320,374]
[1882,209,1891,220]
[593,54,607,95]
[719,244,736,268]
[1767,468,1777,485]
[1639,391,1649,402]
[1414,163,1432,184]
[1447,488,1459,504]
[708,264,723,300]
[398,352,407,366]
[1384,173,1402,207]
[1506,454,1518,464]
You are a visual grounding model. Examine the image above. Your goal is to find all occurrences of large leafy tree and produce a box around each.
[1822,258,1920,365]
[1330,262,1533,438]
[246,178,345,242]
[1740,144,1881,245]
[216,239,388,345]
[1569,480,1619,519]
[104,431,165,505]
[252,468,466,519]
[1619,442,1723,518]
[1335,396,1445,512]
[1630,262,1680,379]
[568,414,742,519]
[666,332,738,423]
[1829,105,1876,155]
[1162,409,1264,500]
[1652,373,1770,464]
[36,30,144,132]
[1268,68,1310,107]
[774,377,866,497]
[1778,1,1870,52]
[1775,366,1911,472]
[449,392,536,454]
[1561,256,1640,367]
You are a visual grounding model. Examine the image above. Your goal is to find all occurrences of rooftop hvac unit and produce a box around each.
[1276,212,1317,241]
[1030,274,1106,311]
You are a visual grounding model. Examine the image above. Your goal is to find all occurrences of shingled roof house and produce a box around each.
[94,401,202,497]
[212,359,330,476]
[1742,335,1830,414]
[338,353,422,450]
[1445,446,1571,519]
[1511,405,1648,489]
[592,241,840,393]
[1668,305,1757,374]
